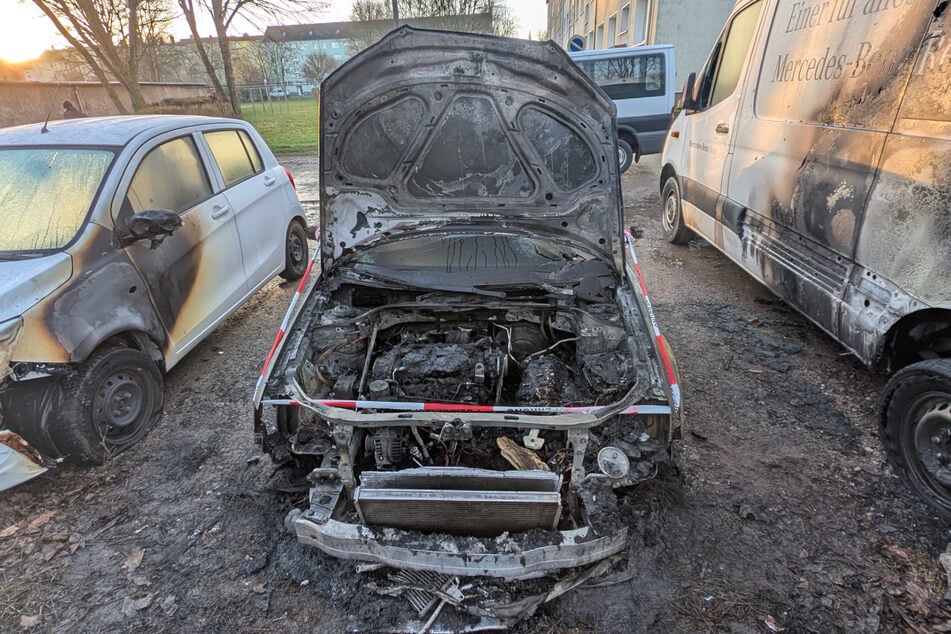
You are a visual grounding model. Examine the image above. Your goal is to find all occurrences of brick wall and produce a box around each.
[0,82,210,128]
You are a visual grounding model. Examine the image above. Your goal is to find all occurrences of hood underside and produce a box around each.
[319,27,623,272]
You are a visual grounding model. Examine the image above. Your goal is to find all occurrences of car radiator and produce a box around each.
[354,467,562,536]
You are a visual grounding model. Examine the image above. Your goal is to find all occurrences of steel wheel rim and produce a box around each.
[93,371,145,441]
[288,230,305,269]
[911,396,951,488]
[663,189,678,232]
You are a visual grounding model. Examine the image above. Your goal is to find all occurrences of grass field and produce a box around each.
[243,97,318,153]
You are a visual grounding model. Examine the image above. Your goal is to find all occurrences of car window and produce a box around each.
[126,136,211,213]
[708,0,762,108]
[204,129,264,187]
[0,148,114,252]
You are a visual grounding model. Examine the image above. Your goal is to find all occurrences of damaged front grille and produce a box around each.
[355,467,562,536]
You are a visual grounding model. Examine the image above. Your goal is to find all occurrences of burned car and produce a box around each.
[254,27,682,624]
[0,116,307,490]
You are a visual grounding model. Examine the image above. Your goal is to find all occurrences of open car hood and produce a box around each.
[319,27,623,274]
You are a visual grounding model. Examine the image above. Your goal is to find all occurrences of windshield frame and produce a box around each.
[0,144,121,259]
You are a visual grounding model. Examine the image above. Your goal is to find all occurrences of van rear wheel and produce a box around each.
[880,359,951,517]
[661,176,695,244]
[618,139,634,174]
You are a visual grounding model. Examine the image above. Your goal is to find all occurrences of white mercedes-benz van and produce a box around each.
[661,0,951,514]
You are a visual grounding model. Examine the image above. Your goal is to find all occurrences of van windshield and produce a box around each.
[0,148,114,253]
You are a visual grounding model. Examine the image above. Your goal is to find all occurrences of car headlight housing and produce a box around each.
[0,317,24,382]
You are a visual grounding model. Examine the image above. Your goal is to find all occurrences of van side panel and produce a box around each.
[725,0,935,360]
[857,6,951,308]
[844,6,951,360]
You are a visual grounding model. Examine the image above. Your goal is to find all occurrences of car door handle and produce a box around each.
[211,205,230,219]
[263,176,276,186]
[715,123,730,134]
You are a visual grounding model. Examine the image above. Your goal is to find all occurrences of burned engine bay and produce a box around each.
[262,277,674,558]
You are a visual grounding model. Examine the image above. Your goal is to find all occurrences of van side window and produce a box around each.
[575,54,666,99]
[697,0,762,109]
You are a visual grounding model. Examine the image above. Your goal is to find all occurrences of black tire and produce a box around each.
[617,139,634,174]
[880,359,951,516]
[661,175,695,245]
[280,221,309,281]
[53,347,163,465]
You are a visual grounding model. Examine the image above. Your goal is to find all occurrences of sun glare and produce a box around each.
[0,3,60,63]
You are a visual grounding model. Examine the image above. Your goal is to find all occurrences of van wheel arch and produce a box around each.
[660,164,678,197]
[880,308,951,373]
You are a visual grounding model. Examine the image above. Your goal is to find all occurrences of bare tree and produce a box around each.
[177,0,327,118]
[350,0,389,21]
[232,40,269,86]
[347,0,517,53]
[30,0,175,112]
[264,38,298,92]
[300,51,337,85]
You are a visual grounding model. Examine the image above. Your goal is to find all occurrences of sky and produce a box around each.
[0,0,548,64]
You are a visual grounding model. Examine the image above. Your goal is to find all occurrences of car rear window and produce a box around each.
[0,148,114,252]
[204,129,264,186]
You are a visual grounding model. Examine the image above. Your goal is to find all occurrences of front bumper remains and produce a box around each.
[0,430,52,492]
[289,511,628,582]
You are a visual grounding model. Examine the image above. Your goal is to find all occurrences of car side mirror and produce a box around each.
[116,209,182,249]
[680,72,698,113]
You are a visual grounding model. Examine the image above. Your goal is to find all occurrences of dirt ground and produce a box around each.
[2,154,950,633]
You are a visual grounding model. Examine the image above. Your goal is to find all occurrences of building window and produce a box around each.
[619,3,631,34]
[596,24,604,49]
[633,0,648,44]
[588,30,594,48]
[585,2,590,24]
[608,15,617,47]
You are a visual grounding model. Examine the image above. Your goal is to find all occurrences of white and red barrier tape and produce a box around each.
[256,228,321,397]
[624,229,681,411]
[261,398,672,416]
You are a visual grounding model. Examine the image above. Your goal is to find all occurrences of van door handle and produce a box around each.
[715,123,730,134]
[263,176,276,186]
[211,205,230,219]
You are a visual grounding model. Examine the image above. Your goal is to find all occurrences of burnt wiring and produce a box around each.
[315,333,369,386]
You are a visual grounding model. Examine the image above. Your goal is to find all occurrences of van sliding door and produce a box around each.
[726,0,933,344]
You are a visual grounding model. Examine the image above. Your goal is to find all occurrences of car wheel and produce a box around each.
[661,176,695,244]
[880,359,951,516]
[280,221,309,281]
[53,347,163,465]
[617,139,634,174]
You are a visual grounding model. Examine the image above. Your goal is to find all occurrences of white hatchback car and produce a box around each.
[0,115,307,489]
